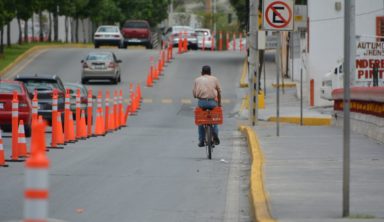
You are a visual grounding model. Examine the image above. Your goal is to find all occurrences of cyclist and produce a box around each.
[193,65,221,147]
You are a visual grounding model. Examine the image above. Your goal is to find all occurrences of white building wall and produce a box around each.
[307,0,384,106]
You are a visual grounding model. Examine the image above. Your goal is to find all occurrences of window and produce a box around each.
[376,16,384,41]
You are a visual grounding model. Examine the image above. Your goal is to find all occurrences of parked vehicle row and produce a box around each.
[0,74,92,137]
[94,20,153,49]
[92,22,216,51]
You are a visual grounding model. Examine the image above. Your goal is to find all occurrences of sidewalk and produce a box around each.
[242,53,384,221]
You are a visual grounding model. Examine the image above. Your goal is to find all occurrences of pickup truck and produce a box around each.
[121,20,153,49]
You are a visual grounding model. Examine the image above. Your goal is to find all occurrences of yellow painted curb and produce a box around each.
[267,116,332,126]
[240,58,248,88]
[271,83,296,88]
[239,125,276,222]
[0,44,91,77]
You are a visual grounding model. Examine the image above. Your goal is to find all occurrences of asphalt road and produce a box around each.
[0,48,251,222]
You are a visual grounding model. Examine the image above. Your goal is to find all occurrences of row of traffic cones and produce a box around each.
[147,45,172,87]
[1,85,143,167]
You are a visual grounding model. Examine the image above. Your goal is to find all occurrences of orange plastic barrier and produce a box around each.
[24,118,49,221]
[64,89,71,143]
[18,120,28,157]
[11,91,19,160]
[0,130,8,167]
[87,88,93,137]
[194,107,223,125]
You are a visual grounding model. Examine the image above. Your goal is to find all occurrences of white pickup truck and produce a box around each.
[320,63,344,101]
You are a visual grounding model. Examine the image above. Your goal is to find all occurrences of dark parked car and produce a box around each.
[14,74,66,125]
[0,80,32,137]
[64,82,89,120]
[121,20,152,49]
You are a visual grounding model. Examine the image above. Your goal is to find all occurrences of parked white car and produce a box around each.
[93,25,123,49]
[195,28,215,50]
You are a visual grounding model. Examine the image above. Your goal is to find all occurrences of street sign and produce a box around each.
[262,0,294,31]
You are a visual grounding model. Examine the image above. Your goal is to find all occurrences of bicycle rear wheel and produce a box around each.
[205,125,213,159]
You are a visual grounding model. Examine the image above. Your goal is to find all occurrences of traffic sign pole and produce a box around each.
[343,0,355,217]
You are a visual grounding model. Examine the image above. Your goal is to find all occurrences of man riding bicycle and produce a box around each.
[193,65,221,147]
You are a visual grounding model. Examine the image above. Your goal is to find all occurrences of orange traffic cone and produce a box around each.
[80,110,87,139]
[0,130,9,167]
[113,91,118,130]
[146,70,153,87]
[120,94,126,127]
[108,110,115,131]
[68,111,76,142]
[37,116,48,155]
[95,108,105,136]
[18,120,28,158]
[57,112,65,145]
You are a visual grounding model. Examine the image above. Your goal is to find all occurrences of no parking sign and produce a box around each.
[262,0,294,31]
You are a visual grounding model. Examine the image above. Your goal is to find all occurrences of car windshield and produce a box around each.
[0,82,22,94]
[124,22,148,29]
[19,79,60,92]
[174,27,194,33]
[97,26,118,33]
[196,31,209,36]
[86,53,112,61]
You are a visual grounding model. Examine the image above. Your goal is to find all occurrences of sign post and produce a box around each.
[262,0,294,136]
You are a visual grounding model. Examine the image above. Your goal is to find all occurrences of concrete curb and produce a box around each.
[240,58,248,88]
[267,116,332,126]
[0,44,91,77]
[239,125,276,222]
[271,83,296,88]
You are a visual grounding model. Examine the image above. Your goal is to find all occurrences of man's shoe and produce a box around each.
[213,135,220,145]
[198,141,205,147]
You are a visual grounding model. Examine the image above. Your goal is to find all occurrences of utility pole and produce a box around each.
[168,0,174,27]
[213,0,217,34]
[249,0,259,125]
[343,0,355,217]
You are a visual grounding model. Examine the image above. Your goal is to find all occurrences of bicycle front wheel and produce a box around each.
[205,125,213,159]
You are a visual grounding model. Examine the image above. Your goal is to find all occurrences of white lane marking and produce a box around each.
[224,131,242,222]
[161,99,173,104]
[143,98,153,103]
[181,99,192,104]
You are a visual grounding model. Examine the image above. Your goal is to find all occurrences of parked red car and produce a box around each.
[121,20,153,49]
[0,80,32,137]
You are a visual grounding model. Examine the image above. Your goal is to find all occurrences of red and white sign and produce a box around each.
[262,0,294,31]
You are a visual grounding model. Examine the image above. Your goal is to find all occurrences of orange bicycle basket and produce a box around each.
[194,107,223,125]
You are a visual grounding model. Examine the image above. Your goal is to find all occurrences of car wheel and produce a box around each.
[111,78,117,85]
[94,44,99,48]
[81,78,88,84]
[118,75,121,83]
[124,43,128,49]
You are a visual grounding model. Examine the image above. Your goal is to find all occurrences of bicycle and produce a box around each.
[194,107,223,159]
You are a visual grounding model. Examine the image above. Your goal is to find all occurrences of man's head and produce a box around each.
[201,65,211,75]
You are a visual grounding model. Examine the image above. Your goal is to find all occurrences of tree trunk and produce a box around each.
[48,13,52,42]
[39,11,44,42]
[0,27,4,55]
[32,15,35,42]
[82,19,86,43]
[24,19,29,43]
[17,18,23,44]
[65,16,68,43]
[54,7,59,42]
[7,22,11,46]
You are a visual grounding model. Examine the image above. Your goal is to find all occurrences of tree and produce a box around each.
[2,0,16,46]
[15,0,35,44]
